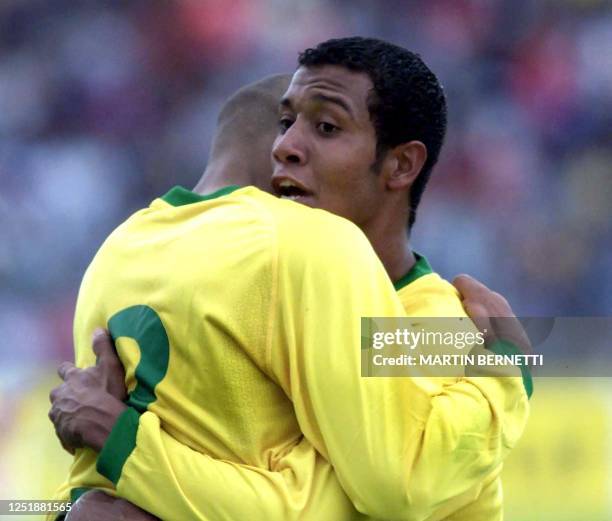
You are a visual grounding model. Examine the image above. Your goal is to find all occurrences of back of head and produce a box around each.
[208,74,291,190]
[298,37,447,228]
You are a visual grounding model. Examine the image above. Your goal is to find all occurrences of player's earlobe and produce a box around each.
[386,141,427,191]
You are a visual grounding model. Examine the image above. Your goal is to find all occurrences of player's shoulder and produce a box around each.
[251,190,360,231]
[146,184,375,268]
[248,193,374,260]
[185,185,354,233]
[128,185,281,244]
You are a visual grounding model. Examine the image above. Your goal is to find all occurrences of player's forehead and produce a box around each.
[281,65,373,116]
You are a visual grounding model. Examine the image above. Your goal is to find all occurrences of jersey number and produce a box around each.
[107,305,170,412]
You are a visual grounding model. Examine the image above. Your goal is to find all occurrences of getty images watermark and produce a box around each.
[361,317,612,377]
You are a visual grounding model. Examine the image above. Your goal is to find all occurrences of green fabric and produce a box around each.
[108,305,170,413]
[161,185,241,206]
[70,487,90,503]
[489,339,534,399]
[393,253,433,291]
[96,407,141,486]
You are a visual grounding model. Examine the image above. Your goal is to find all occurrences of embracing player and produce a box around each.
[49,38,530,521]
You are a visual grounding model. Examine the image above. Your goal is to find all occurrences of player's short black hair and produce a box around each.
[298,37,447,229]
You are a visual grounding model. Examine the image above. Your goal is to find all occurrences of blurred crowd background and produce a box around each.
[0,0,611,519]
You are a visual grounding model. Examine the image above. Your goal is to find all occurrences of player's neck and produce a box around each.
[193,157,271,195]
[361,204,415,283]
[370,231,416,284]
[193,160,241,195]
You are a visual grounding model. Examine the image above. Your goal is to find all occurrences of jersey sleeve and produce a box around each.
[96,408,360,521]
[268,213,530,520]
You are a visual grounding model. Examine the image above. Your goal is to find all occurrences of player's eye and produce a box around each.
[317,122,339,135]
[279,117,294,133]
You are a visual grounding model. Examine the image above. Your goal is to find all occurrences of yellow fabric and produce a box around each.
[52,186,528,521]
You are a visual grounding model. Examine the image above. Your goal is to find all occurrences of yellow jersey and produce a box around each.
[52,185,528,521]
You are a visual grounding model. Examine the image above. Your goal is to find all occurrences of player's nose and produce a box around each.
[272,124,306,166]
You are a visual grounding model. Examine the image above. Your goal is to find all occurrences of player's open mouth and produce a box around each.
[272,177,313,202]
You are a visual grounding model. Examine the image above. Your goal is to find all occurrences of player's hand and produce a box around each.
[453,274,532,355]
[48,330,128,453]
[67,490,159,521]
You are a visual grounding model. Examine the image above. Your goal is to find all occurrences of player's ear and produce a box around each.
[385,141,427,191]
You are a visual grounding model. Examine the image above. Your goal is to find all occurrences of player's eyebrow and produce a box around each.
[280,93,354,119]
[311,93,354,118]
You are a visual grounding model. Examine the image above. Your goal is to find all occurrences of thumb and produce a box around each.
[92,328,127,401]
[93,328,119,367]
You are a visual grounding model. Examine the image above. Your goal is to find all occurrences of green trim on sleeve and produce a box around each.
[70,487,90,503]
[489,339,534,399]
[96,407,141,485]
[161,185,241,206]
[53,487,90,520]
[393,253,434,291]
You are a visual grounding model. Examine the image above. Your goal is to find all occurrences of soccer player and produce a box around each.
[50,39,529,520]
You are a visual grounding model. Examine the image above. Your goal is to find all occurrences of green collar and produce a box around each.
[161,185,241,207]
[393,253,433,291]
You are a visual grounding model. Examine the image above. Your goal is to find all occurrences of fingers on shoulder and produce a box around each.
[452,273,490,297]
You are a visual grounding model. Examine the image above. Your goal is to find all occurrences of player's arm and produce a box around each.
[107,413,308,520]
[269,216,530,521]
